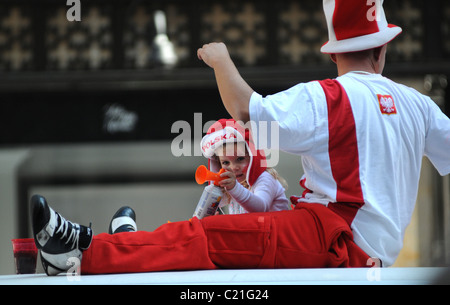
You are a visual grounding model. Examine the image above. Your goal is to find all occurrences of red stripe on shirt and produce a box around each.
[319,79,365,226]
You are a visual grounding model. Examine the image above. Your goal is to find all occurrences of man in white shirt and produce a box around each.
[198,0,450,266]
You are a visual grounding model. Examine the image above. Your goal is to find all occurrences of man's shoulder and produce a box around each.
[337,73,430,99]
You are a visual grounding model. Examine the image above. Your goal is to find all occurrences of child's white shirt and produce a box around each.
[221,171,290,214]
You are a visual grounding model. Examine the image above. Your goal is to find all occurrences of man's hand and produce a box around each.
[197,42,231,69]
[197,42,254,122]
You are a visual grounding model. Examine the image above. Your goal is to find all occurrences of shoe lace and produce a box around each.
[55,213,80,250]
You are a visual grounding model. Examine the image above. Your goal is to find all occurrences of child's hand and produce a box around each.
[197,42,231,69]
[218,171,236,190]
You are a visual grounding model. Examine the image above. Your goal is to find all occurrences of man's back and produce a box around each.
[249,71,450,265]
[333,72,449,265]
[200,0,450,267]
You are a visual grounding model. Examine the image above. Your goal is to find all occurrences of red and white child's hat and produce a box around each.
[321,0,402,53]
[200,119,266,187]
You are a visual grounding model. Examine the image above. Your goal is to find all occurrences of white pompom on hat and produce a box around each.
[320,0,402,54]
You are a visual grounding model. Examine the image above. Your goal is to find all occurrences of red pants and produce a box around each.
[81,203,369,274]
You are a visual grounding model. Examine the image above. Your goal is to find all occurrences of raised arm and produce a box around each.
[197,42,254,122]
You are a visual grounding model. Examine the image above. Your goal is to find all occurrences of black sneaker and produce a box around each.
[108,206,137,234]
[30,194,93,276]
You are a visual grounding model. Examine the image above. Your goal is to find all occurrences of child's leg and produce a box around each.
[81,218,217,274]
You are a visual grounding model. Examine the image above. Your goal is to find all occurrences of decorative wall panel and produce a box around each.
[0,0,446,72]
[0,6,34,70]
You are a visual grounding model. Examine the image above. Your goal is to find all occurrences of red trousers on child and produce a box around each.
[81,203,370,274]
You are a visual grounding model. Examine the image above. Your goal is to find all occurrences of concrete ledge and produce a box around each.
[0,267,448,285]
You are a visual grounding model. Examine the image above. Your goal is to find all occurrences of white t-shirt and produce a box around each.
[249,71,450,266]
[221,171,289,214]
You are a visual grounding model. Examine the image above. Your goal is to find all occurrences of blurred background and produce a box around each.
[0,0,449,274]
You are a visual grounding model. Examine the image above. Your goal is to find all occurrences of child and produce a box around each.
[200,118,289,214]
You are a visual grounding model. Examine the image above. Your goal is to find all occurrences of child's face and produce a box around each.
[216,143,250,183]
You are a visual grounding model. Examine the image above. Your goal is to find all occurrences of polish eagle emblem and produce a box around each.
[377,94,397,115]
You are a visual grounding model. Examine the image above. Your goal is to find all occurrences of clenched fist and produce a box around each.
[197,42,231,69]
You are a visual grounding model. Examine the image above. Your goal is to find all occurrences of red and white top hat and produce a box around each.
[321,0,402,54]
[200,119,267,187]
